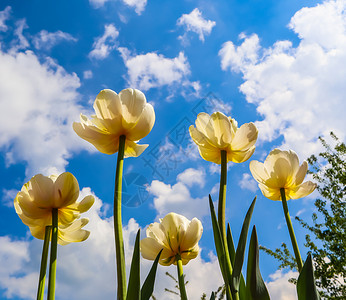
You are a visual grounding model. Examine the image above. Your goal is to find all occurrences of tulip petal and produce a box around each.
[29,174,55,208]
[15,191,51,220]
[180,218,203,251]
[231,122,258,151]
[126,103,155,141]
[189,125,210,147]
[141,237,168,260]
[227,146,255,163]
[197,144,222,164]
[195,112,212,138]
[73,120,119,154]
[124,140,148,157]
[146,222,168,248]
[162,213,190,253]
[58,208,80,225]
[119,89,146,128]
[53,172,79,208]
[208,112,233,147]
[258,183,281,201]
[30,225,46,240]
[181,245,199,265]
[289,181,316,199]
[93,89,122,121]
[294,161,308,186]
[59,229,90,245]
[250,161,269,184]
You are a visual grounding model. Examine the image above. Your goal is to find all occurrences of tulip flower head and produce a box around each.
[250,149,317,201]
[140,213,203,266]
[14,172,94,245]
[189,112,258,164]
[73,88,155,157]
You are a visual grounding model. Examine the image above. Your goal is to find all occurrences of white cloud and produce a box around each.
[33,30,77,50]
[1,188,17,208]
[83,70,93,79]
[177,8,216,42]
[89,0,109,9]
[239,173,258,193]
[122,0,147,15]
[0,6,11,32]
[267,270,298,300]
[219,0,346,158]
[148,168,209,220]
[119,47,194,91]
[89,24,119,60]
[0,47,87,177]
[12,19,29,50]
[176,168,205,187]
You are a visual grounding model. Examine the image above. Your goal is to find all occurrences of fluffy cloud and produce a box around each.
[89,0,147,14]
[148,168,209,220]
[239,173,258,193]
[267,270,298,300]
[0,6,11,32]
[177,8,216,42]
[0,47,87,177]
[219,0,346,158]
[122,0,147,15]
[119,47,196,92]
[89,24,119,60]
[33,30,77,50]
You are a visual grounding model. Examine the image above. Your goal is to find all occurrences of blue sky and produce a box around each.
[0,0,345,299]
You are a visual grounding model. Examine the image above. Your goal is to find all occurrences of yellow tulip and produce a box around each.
[249,149,317,201]
[14,172,94,244]
[73,88,155,157]
[189,112,258,164]
[140,212,203,266]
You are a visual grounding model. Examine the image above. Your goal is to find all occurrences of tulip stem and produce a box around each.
[176,255,188,300]
[114,134,127,300]
[37,226,51,300]
[280,188,303,272]
[48,209,58,300]
[218,150,233,297]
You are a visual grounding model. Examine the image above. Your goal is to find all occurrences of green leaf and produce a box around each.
[227,224,246,299]
[209,195,232,291]
[210,291,216,300]
[231,197,256,293]
[246,226,270,300]
[126,229,141,300]
[141,249,163,300]
[297,254,320,300]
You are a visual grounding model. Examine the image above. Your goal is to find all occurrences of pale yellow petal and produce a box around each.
[231,122,258,151]
[249,160,269,184]
[66,195,95,213]
[258,183,281,201]
[180,218,203,251]
[58,208,80,225]
[30,225,46,240]
[289,181,317,199]
[195,112,212,138]
[124,140,148,157]
[264,150,292,188]
[126,103,155,141]
[58,229,90,245]
[29,174,54,208]
[53,172,79,208]
[227,146,255,163]
[119,88,146,129]
[93,89,122,121]
[181,245,199,265]
[141,237,167,260]
[146,222,169,248]
[197,144,221,164]
[294,161,308,186]
[15,190,51,220]
[14,198,48,227]
[208,112,233,147]
[73,120,119,154]
[189,125,210,147]
[160,213,189,253]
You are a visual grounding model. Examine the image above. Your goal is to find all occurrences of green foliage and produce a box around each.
[260,132,346,299]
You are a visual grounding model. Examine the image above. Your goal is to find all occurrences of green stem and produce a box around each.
[114,135,127,300]
[47,209,58,300]
[37,226,51,300]
[280,188,303,272]
[218,150,233,297]
[176,255,188,300]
